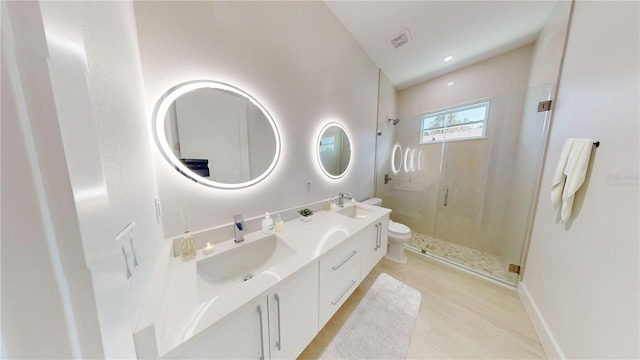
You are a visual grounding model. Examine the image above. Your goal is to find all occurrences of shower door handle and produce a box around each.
[444,189,449,206]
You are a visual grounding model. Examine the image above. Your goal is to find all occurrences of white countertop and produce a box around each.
[154,202,391,357]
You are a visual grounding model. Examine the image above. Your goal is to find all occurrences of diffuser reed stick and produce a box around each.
[179,205,197,261]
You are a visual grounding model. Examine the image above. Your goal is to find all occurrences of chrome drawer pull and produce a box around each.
[374,223,379,251]
[275,293,282,351]
[331,250,358,271]
[257,305,265,360]
[331,279,357,305]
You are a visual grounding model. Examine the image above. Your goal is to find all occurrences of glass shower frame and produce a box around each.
[375,84,558,286]
[373,0,572,287]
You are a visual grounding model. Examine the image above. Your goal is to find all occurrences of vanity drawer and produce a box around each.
[319,259,361,330]
[319,235,361,292]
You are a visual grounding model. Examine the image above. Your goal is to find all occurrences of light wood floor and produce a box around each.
[299,251,546,359]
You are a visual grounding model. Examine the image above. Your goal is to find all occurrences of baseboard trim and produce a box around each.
[517,282,565,359]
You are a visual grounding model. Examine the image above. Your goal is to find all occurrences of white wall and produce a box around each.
[1,3,103,355]
[2,1,166,358]
[133,1,380,238]
[521,1,639,358]
[1,2,114,357]
[79,1,166,357]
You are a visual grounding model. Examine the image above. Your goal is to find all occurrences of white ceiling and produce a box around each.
[324,1,558,90]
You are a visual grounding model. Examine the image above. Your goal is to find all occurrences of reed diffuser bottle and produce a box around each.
[179,205,197,261]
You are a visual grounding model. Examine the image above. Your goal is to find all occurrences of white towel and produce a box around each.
[551,139,575,210]
[560,138,593,222]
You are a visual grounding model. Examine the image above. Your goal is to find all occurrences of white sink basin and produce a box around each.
[335,204,376,219]
[197,235,296,301]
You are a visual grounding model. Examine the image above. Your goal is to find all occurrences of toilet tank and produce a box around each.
[362,197,383,207]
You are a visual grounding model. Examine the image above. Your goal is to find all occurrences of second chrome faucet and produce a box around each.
[338,192,353,207]
[234,214,246,243]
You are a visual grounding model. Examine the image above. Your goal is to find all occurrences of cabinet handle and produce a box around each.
[331,250,358,271]
[257,305,265,360]
[331,279,357,305]
[274,293,282,351]
[377,222,382,249]
[374,223,379,251]
[444,188,449,206]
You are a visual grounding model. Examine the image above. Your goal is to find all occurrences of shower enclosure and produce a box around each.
[377,86,553,285]
[374,2,571,286]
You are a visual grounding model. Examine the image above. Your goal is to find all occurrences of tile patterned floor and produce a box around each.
[407,231,511,283]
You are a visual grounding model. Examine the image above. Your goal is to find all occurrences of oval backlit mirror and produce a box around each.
[153,81,281,189]
[317,122,352,179]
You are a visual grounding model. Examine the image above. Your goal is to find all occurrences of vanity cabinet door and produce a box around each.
[268,262,319,360]
[360,214,390,276]
[165,296,269,359]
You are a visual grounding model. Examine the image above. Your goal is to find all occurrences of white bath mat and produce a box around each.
[320,273,422,359]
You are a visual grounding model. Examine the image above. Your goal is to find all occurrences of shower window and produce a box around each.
[420,100,490,143]
[319,135,336,152]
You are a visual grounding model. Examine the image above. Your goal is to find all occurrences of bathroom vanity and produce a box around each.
[135,202,390,359]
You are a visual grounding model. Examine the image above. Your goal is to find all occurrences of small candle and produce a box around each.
[202,242,215,255]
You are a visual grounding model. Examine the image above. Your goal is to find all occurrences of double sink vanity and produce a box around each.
[138,201,390,359]
[135,78,387,359]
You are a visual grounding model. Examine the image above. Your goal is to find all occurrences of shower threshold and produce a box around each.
[406,232,515,286]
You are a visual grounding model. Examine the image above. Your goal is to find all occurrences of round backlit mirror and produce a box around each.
[153,81,281,189]
[317,122,352,179]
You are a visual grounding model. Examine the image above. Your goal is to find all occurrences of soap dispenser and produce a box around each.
[274,214,284,232]
[262,212,274,234]
[330,198,337,210]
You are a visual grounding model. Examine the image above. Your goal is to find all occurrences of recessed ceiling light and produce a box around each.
[447,82,454,86]
[444,56,453,62]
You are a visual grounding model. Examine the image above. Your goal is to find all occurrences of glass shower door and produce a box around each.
[431,85,555,285]
[375,113,440,255]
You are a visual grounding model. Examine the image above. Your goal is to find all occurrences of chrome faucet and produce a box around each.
[233,214,246,243]
[338,192,353,207]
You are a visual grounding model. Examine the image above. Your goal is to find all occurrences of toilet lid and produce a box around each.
[388,220,411,235]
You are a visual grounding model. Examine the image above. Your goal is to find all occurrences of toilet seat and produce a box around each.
[389,220,411,236]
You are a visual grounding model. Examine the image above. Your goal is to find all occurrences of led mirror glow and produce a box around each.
[153,80,281,189]
[410,149,417,171]
[391,144,402,174]
[316,122,352,179]
[404,148,411,172]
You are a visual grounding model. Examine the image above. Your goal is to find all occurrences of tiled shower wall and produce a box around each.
[391,44,534,256]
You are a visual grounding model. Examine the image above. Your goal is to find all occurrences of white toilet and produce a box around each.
[363,198,412,263]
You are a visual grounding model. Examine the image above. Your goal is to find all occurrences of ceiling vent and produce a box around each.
[389,29,411,50]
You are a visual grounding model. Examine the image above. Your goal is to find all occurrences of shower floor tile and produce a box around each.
[408,232,511,283]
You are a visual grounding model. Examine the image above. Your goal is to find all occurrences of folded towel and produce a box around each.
[560,138,593,222]
[551,139,575,210]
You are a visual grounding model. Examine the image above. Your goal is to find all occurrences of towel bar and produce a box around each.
[593,141,600,148]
